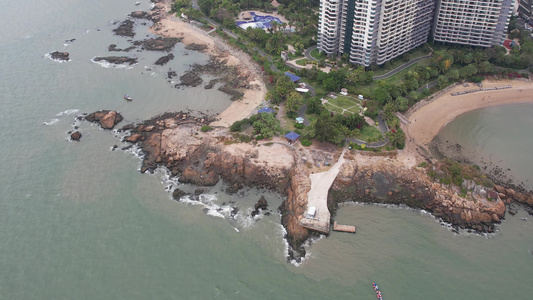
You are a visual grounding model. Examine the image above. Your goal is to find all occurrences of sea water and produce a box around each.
[435,103,533,191]
[1,1,532,299]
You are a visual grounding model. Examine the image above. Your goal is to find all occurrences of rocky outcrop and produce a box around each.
[130,11,149,19]
[113,19,135,37]
[50,51,69,61]
[251,196,268,217]
[142,37,181,52]
[329,162,507,232]
[85,110,124,130]
[178,72,203,87]
[185,43,208,51]
[494,184,533,215]
[93,56,138,65]
[108,44,136,52]
[70,131,82,141]
[154,54,174,66]
[279,162,313,262]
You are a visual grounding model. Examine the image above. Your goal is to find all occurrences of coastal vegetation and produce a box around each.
[172,0,533,153]
[424,159,494,194]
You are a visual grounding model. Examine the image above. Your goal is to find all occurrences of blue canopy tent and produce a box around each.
[284,72,301,83]
[258,107,275,114]
[284,131,300,143]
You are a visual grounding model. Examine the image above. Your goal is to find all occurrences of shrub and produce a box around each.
[200,125,213,132]
[294,123,304,129]
[301,139,312,146]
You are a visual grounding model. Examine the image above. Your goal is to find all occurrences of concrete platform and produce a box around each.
[299,149,346,234]
[333,222,356,233]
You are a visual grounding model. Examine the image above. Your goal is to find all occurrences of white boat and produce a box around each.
[296,88,309,93]
[124,94,132,101]
[135,1,140,6]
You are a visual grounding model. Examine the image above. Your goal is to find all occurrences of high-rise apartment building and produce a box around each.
[433,0,514,47]
[518,0,533,22]
[318,0,515,67]
[318,0,436,67]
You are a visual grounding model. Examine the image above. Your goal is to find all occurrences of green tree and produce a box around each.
[371,87,392,105]
[446,69,460,80]
[310,111,346,145]
[285,91,304,114]
[408,90,422,102]
[478,61,494,74]
[395,96,409,111]
[306,97,323,114]
[252,112,282,139]
[437,75,449,89]
[387,127,406,149]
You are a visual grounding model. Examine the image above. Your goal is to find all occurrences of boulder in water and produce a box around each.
[85,110,123,129]
[70,131,82,141]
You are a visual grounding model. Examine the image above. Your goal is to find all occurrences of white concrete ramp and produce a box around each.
[299,149,346,234]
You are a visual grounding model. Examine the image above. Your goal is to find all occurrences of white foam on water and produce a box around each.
[56,109,79,117]
[43,118,59,126]
[44,53,70,63]
[91,57,135,69]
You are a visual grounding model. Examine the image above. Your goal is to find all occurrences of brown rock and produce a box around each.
[124,134,142,143]
[85,110,123,129]
[494,185,507,194]
[70,131,82,141]
[506,188,517,199]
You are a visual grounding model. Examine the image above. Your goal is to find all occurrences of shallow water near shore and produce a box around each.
[1,0,532,299]
[434,103,533,191]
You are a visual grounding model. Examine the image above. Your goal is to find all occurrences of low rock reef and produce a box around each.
[50,51,70,61]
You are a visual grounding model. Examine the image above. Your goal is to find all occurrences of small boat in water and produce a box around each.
[135,1,140,5]
[124,94,132,101]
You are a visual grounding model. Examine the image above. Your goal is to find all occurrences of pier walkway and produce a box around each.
[299,149,346,234]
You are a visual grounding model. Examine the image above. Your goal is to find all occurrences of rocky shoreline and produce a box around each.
[81,111,533,262]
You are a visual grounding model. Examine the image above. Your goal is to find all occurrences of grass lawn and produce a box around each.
[310,48,326,60]
[372,48,430,76]
[323,102,344,114]
[296,58,308,66]
[357,57,432,96]
[323,94,363,115]
[356,125,383,142]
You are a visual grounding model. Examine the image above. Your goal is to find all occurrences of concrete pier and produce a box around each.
[333,222,356,233]
[299,149,346,234]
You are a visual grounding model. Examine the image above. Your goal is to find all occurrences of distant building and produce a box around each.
[317,0,436,67]
[317,0,516,67]
[519,0,533,23]
[433,0,514,47]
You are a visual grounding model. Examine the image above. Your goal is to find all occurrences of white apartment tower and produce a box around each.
[318,0,436,67]
[432,0,514,47]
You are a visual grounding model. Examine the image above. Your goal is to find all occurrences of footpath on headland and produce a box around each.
[299,149,347,234]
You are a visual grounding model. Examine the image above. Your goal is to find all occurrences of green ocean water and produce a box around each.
[0,1,532,299]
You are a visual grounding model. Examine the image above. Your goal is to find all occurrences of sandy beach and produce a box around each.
[406,79,533,147]
[150,1,266,127]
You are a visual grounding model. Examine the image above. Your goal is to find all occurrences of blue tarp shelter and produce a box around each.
[284,72,301,82]
[258,107,275,114]
[284,131,300,142]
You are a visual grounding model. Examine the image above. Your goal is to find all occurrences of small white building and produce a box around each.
[307,206,317,218]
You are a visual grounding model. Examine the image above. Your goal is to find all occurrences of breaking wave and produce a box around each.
[91,57,135,69]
